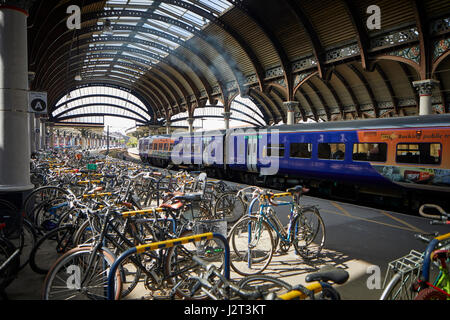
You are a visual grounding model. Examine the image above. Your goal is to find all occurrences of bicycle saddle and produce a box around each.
[173,192,203,202]
[286,185,309,194]
[305,267,349,285]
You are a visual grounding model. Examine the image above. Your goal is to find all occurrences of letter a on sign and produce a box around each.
[28,92,48,114]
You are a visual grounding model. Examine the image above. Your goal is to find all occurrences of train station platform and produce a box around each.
[6,154,449,301]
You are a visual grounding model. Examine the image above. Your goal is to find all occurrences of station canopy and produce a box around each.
[28,0,450,128]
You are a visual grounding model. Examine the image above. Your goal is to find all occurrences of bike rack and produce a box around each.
[106,232,230,300]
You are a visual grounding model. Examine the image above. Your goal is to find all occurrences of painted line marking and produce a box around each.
[322,208,422,233]
[379,210,425,234]
[330,201,353,217]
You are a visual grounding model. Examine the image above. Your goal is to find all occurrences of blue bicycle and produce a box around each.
[228,186,326,276]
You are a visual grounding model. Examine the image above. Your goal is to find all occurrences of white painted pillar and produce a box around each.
[284,101,299,125]
[413,79,440,115]
[222,111,232,130]
[187,117,194,133]
[0,5,33,191]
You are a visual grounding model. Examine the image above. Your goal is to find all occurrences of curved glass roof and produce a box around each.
[80,0,234,83]
[170,95,266,130]
[52,86,151,124]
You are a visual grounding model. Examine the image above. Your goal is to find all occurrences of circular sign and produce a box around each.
[30,99,47,112]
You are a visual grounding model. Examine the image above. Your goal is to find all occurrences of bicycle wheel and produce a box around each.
[165,230,225,299]
[414,287,448,300]
[12,219,37,270]
[214,192,245,223]
[237,275,293,299]
[42,246,122,300]
[33,198,71,232]
[292,206,326,260]
[23,186,69,220]
[228,216,274,276]
[317,284,342,300]
[0,237,20,291]
[29,224,77,275]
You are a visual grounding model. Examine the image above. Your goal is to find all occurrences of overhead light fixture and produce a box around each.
[74,72,82,81]
[103,19,113,36]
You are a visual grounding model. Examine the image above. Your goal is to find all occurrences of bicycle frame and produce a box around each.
[244,194,298,269]
[106,232,230,300]
[417,233,450,297]
[248,194,298,243]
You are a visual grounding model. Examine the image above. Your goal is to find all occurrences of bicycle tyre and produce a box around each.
[414,287,448,300]
[317,283,342,300]
[0,237,20,291]
[228,216,274,276]
[23,186,69,220]
[29,224,77,275]
[165,230,225,300]
[292,206,326,260]
[42,246,122,300]
[16,219,37,270]
[214,192,245,223]
[237,275,293,299]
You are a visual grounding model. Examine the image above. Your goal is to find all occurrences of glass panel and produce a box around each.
[267,144,285,157]
[396,143,441,165]
[290,143,312,159]
[352,143,387,162]
[318,143,345,160]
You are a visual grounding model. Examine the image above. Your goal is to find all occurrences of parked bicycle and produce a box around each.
[380,204,450,300]
[228,185,325,276]
[175,255,348,300]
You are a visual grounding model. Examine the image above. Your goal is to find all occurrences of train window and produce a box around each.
[352,143,387,162]
[163,143,168,151]
[318,143,345,160]
[267,144,285,157]
[396,143,441,165]
[290,143,312,159]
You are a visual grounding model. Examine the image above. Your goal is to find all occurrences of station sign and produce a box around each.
[28,91,48,114]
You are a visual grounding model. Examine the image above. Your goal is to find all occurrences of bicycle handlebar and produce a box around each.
[419,204,448,220]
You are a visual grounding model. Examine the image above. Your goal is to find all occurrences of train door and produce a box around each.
[247,136,258,173]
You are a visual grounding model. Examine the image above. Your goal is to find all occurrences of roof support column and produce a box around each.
[222,112,232,130]
[284,101,299,125]
[413,79,439,115]
[166,121,171,135]
[187,117,194,133]
[0,5,33,192]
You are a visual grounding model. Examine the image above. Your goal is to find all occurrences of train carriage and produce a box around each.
[140,114,450,210]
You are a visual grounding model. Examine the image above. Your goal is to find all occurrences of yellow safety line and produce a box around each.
[135,232,214,254]
[330,201,353,217]
[379,210,425,234]
[322,209,421,232]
